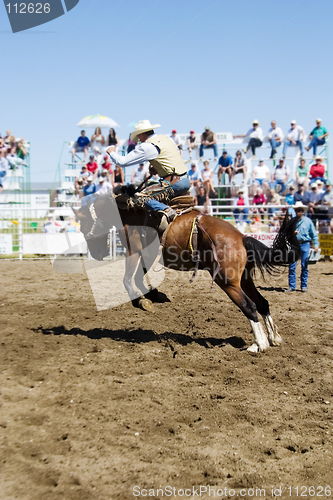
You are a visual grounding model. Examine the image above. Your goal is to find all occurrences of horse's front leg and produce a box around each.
[124,252,154,312]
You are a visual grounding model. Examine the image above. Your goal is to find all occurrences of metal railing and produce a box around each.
[1,205,332,260]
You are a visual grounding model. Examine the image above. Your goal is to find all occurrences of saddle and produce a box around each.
[114,188,195,212]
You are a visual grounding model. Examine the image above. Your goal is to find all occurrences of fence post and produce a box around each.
[18,213,23,260]
[113,227,117,260]
[109,229,113,260]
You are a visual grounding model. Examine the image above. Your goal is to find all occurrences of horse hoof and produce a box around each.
[247,343,259,354]
[269,333,282,346]
[139,298,154,312]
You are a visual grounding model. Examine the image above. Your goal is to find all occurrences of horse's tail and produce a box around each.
[243,214,301,277]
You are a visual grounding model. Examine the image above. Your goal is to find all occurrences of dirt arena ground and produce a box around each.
[1,259,332,500]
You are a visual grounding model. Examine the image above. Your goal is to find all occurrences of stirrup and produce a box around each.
[158,208,176,231]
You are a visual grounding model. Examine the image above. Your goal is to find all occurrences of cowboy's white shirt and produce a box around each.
[107,142,158,168]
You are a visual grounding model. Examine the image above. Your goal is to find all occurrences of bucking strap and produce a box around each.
[189,215,221,289]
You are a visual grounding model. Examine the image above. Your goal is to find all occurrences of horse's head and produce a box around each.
[73,200,111,261]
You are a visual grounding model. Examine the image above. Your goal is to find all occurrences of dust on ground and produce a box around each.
[1,260,332,499]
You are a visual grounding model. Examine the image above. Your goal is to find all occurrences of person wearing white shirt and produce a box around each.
[268,120,284,159]
[0,150,9,183]
[252,159,270,193]
[170,129,183,155]
[95,177,112,195]
[270,158,290,194]
[131,162,148,185]
[282,120,305,157]
[234,120,263,159]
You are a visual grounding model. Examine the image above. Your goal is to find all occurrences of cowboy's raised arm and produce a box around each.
[106,142,158,168]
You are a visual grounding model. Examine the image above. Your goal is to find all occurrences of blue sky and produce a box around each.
[1,0,332,183]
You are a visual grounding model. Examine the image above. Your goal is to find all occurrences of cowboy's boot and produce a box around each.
[158,207,176,231]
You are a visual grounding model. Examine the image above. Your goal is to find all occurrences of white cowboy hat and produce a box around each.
[293,201,307,210]
[130,120,161,141]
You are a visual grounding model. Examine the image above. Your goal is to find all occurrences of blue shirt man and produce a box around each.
[288,202,319,292]
[218,150,233,184]
[83,179,96,196]
[72,130,90,162]
[77,135,90,148]
[188,163,202,183]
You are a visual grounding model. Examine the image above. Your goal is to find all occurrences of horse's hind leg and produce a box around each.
[215,279,270,353]
[241,272,282,347]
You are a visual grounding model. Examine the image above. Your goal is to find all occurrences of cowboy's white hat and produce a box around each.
[293,201,307,210]
[130,120,161,141]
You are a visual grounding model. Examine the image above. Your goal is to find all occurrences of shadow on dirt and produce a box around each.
[35,326,246,350]
[257,285,286,293]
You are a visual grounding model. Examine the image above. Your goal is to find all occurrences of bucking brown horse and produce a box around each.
[74,191,300,353]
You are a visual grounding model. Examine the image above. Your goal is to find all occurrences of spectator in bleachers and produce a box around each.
[285,185,295,205]
[199,126,218,160]
[188,162,202,192]
[113,164,125,188]
[0,149,9,192]
[3,130,13,146]
[305,119,329,157]
[187,130,197,159]
[65,216,80,233]
[16,140,27,160]
[106,128,119,151]
[90,127,105,162]
[96,176,112,195]
[72,130,90,162]
[76,164,89,181]
[217,150,233,185]
[282,120,305,158]
[127,133,136,154]
[42,215,62,233]
[252,159,270,193]
[83,176,96,197]
[315,180,325,196]
[267,188,281,216]
[74,177,86,198]
[195,186,210,214]
[308,183,324,219]
[321,182,333,218]
[0,134,4,148]
[100,155,113,179]
[0,149,9,182]
[234,120,263,159]
[170,130,183,155]
[296,158,310,190]
[270,158,290,194]
[249,216,262,234]
[86,155,99,179]
[268,120,284,159]
[252,187,266,220]
[269,213,280,234]
[309,156,327,185]
[233,188,250,224]
[232,150,247,184]
[201,160,217,196]
[294,181,311,206]
[131,162,149,185]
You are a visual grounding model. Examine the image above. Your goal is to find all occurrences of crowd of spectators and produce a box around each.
[0,129,28,192]
[70,120,331,230]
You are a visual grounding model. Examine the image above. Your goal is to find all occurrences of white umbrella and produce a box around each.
[77,114,120,129]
